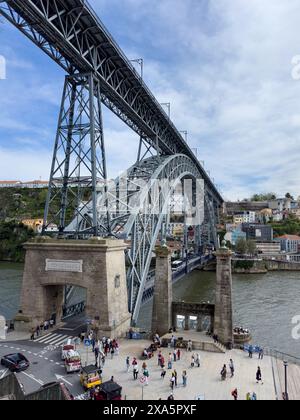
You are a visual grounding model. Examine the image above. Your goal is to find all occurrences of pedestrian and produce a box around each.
[158,351,162,366]
[182,370,187,387]
[143,368,150,385]
[30,327,35,341]
[168,353,173,370]
[246,392,252,401]
[50,319,54,329]
[171,335,176,349]
[170,374,175,390]
[252,392,257,401]
[94,346,99,367]
[187,340,193,352]
[142,361,147,371]
[231,388,238,401]
[191,354,195,368]
[111,347,115,359]
[133,365,139,381]
[91,337,96,353]
[248,345,253,359]
[258,348,264,360]
[161,368,166,380]
[36,325,40,337]
[177,348,181,361]
[221,365,227,381]
[101,355,106,367]
[126,356,130,372]
[195,353,201,368]
[173,350,177,362]
[160,356,165,369]
[256,367,263,384]
[168,393,175,401]
[229,359,235,378]
[173,369,178,387]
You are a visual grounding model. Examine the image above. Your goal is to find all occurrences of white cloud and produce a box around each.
[1,0,300,201]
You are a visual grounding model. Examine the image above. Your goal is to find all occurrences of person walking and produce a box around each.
[143,368,150,385]
[258,348,264,360]
[248,345,253,359]
[161,368,167,380]
[256,367,263,384]
[111,346,115,359]
[182,370,187,387]
[126,356,130,372]
[195,353,201,368]
[30,327,35,341]
[168,353,173,370]
[173,369,178,387]
[173,350,177,362]
[221,365,227,381]
[94,346,99,367]
[177,348,181,361]
[133,364,139,381]
[231,388,238,401]
[229,359,235,378]
[170,374,175,391]
[191,354,195,368]
[158,351,162,366]
[187,340,193,352]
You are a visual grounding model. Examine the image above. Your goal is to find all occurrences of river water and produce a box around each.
[1,262,300,357]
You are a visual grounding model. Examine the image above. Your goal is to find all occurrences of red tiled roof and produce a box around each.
[277,235,300,240]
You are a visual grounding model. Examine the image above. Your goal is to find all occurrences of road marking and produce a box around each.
[33,333,53,343]
[46,335,69,346]
[0,369,8,379]
[22,372,44,386]
[55,374,73,387]
[35,333,59,344]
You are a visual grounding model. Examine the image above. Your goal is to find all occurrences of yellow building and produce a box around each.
[22,219,43,233]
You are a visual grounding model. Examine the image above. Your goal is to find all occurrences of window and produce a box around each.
[114,274,121,289]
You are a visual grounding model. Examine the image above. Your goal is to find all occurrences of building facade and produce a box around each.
[242,223,273,242]
[275,235,300,253]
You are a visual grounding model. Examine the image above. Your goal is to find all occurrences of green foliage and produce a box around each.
[235,238,257,255]
[0,188,48,220]
[234,260,254,270]
[271,215,300,237]
[0,221,36,262]
[235,238,247,255]
[250,193,277,202]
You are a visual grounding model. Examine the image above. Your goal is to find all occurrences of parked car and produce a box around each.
[1,353,30,372]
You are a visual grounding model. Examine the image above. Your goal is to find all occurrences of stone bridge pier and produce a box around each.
[14,238,131,338]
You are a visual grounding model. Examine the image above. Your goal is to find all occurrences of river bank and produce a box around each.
[203,258,300,274]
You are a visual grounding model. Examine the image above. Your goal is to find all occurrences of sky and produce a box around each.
[0,0,300,201]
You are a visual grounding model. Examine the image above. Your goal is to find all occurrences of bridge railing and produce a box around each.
[62,301,85,320]
[265,348,300,366]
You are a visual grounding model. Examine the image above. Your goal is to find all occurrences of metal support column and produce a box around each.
[42,72,110,237]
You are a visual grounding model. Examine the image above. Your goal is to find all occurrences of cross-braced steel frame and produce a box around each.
[42,72,110,236]
[0,0,223,322]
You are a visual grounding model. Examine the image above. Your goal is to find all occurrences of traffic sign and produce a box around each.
[140,376,146,385]
[84,339,91,347]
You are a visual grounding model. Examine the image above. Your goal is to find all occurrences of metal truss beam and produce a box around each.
[0,0,223,204]
[43,72,109,236]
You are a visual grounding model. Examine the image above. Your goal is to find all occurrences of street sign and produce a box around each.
[84,339,91,347]
[140,376,146,385]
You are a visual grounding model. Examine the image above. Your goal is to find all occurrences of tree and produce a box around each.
[247,240,257,256]
[250,193,277,202]
[235,238,247,255]
[285,193,294,200]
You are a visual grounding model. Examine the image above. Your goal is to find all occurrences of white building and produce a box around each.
[233,211,256,225]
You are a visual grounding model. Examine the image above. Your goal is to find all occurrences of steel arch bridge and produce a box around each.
[67,153,215,323]
[0,0,223,323]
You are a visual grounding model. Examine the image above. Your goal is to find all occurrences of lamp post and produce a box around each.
[284,361,289,400]
[160,102,171,119]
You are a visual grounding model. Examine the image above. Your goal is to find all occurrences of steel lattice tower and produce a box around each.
[42,73,110,237]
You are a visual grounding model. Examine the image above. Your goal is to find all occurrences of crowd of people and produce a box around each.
[30,319,55,340]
